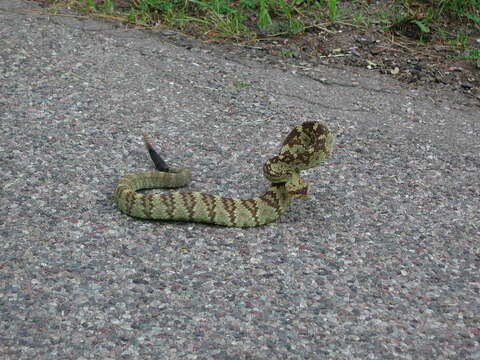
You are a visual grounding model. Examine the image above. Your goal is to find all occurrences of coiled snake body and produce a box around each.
[114,122,334,227]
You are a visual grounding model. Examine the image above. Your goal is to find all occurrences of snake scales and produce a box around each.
[114,121,334,227]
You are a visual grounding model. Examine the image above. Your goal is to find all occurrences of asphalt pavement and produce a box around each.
[1,1,479,359]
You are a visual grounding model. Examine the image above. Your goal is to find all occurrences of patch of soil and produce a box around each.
[34,0,480,105]
[175,25,479,106]
[244,27,480,99]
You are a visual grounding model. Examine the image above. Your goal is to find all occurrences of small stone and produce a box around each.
[391,67,400,75]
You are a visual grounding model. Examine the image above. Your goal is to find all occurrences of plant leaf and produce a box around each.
[412,19,429,33]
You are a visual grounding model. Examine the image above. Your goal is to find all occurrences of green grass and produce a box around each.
[49,0,480,63]
[326,0,338,23]
[464,47,480,66]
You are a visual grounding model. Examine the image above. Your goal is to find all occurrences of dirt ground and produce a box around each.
[35,0,480,106]
[251,24,480,102]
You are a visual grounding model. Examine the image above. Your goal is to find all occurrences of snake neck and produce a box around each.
[258,183,294,216]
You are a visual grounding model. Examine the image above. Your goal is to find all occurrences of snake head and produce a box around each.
[263,121,334,201]
[278,121,335,171]
[263,121,335,183]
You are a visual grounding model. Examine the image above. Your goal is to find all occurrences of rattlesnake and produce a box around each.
[114,121,335,227]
